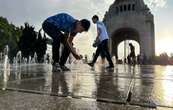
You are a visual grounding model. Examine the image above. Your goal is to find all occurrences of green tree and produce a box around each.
[0,17,48,63]
[18,23,37,59]
[18,23,47,63]
[0,16,21,61]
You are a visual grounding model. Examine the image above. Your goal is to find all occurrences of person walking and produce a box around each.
[128,43,136,65]
[88,15,114,69]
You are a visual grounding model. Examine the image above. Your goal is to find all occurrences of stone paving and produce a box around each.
[0,63,173,110]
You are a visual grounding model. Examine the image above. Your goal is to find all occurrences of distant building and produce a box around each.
[103,0,155,60]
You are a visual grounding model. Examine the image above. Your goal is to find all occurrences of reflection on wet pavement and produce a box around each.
[0,63,173,109]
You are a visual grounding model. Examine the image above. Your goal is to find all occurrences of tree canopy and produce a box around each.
[0,16,22,60]
[0,17,48,63]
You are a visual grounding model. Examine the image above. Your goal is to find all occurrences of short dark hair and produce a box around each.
[80,19,90,31]
[92,15,99,20]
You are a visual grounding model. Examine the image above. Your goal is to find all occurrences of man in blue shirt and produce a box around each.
[42,13,90,71]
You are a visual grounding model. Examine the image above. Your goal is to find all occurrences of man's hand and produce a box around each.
[74,54,83,60]
[65,33,83,60]
[79,54,83,59]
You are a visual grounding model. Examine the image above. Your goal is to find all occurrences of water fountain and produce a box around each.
[2,45,10,90]
[23,57,27,64]
[28,56,32,64]
[13,57,16,65]
[16,51,22,64]
[33,52,38,63]
[45,54,51,64]
[0,52,2,64]
[43,54,47,64]
[13,51,22,83]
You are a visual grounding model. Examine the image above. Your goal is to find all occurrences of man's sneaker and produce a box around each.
[106,65,114,69]
[52,63,62,72]
[60,65,70,71]
[87,62,94,67]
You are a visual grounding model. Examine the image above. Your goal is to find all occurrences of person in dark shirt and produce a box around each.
[128,43,136,65]
[42,13,90,71]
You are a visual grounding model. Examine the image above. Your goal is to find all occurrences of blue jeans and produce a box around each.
[42,21,70,66]
[92,39,114,66]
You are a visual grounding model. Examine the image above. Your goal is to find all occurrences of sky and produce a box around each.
[0,0,173,59]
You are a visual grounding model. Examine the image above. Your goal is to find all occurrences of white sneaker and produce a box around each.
[52,63,62,72]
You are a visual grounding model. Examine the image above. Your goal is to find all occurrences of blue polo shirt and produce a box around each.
[45,13,77,33]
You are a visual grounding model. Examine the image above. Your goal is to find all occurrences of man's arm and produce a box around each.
[96,27,101,40]
[65,33,82,60]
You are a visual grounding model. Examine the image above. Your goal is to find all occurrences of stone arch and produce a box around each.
[117,40,140,61]
[111,28,140,59]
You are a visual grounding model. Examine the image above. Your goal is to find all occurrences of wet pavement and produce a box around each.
[0,63,173,110]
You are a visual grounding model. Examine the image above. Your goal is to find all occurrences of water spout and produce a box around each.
[2,45,10,90]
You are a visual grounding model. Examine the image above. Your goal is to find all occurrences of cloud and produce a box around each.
[144,0,167,9]
[0,0,169,29]
[0,0,170,57]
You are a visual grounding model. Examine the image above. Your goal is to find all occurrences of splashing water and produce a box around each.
[2,45,10,90]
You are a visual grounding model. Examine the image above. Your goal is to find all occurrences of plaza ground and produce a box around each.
[0,63,173,110]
